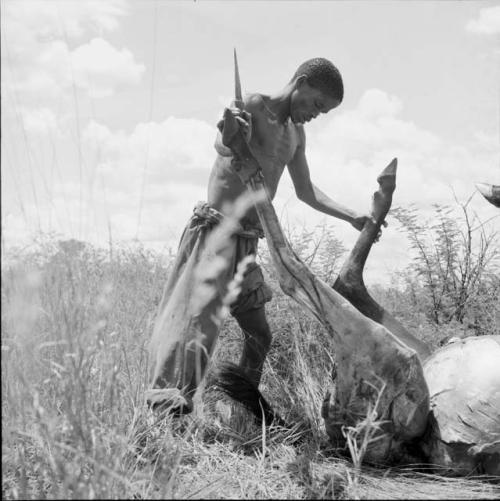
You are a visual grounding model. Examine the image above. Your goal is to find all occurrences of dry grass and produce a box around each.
[2,236,499,499]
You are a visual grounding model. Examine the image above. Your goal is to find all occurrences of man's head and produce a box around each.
[289,58,343,124]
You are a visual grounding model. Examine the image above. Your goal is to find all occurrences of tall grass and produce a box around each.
[2,234,500,499]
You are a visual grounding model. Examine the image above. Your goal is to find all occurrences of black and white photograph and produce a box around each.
[2,0,500,498]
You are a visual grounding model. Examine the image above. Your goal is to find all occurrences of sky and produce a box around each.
[1,0,499,284]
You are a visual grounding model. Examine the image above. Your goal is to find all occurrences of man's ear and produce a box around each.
[294,74,308,89]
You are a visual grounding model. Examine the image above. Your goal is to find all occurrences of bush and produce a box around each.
[391,200,500,341]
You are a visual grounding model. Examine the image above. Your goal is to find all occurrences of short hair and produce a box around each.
[291,58,344,103]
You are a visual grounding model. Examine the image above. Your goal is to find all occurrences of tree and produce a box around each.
[392,196,500,334]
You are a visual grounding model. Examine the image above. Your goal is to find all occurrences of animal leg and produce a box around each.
[332,159,431,360]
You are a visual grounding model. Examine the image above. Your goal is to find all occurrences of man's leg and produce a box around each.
[233,306,272,388]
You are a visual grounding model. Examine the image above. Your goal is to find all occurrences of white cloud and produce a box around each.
[2,1,142,100]
[4,1,127,42]
[21,108,59,135]
[1,112,218,248]
[83,117,215,187]
[466,6,500,35]
[358,89,403,118]
[72,38,145,97]
[305,88,497,213]
[80,117,217,240]
[10,37,145,100]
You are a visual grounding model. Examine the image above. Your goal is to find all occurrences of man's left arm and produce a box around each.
[287,127,377,232]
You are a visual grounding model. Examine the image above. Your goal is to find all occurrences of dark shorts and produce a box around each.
[167,201,273,317]
[149,201,273,392]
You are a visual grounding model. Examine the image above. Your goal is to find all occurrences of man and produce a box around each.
[147,57,378,415]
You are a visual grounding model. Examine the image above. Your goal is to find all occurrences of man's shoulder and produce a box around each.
[243,93,266,113]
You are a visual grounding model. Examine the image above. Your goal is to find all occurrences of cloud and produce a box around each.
[357,89,403,118]
[303,88,497,213]
[2,1,142,100]
[21,108,59,135]
[2,109,218,247]
[72,38,145,97]
[79,117,217,240]
[83,117,215,188]
[3,0,127,42]
[466,6,500,35]
[8,37,145,100]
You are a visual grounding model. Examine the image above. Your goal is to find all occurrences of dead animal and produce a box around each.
[214,52,500,476]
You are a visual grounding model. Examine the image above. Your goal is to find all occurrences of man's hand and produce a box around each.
[217,108,252,144]
[350,214,373,232]
[234,109,252,143]
[351,214,388,242]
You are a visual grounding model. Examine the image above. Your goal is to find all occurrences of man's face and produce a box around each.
[290,79,340,124]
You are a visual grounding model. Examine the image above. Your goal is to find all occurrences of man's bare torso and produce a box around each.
[208,93,302,227]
